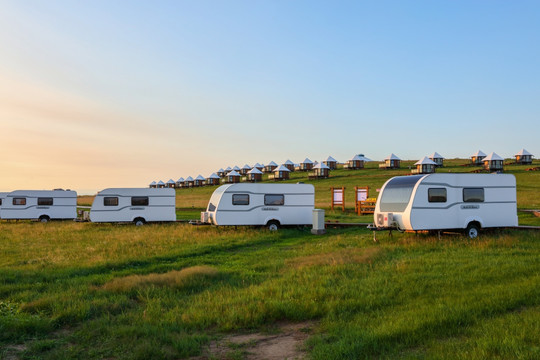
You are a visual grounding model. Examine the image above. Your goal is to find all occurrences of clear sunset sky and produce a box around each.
[1,1,539,194]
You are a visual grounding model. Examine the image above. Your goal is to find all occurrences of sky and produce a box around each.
[1,0,539,194]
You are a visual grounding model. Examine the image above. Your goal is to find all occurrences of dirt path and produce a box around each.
[193,321,316,360]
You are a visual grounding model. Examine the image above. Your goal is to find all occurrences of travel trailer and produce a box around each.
[90,188,176,225]
[374,174,517,238]
[0,190,77,222]
[0,192,9,218]
[201,183,315,230]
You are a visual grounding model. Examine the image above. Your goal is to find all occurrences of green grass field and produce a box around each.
[1,159,539,359]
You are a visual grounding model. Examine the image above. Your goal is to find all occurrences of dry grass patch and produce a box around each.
[287,247,383,269]
[102,266,219,292]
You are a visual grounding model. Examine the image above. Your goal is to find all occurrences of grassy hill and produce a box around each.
[1,158,538,359]
[168,158,540,225]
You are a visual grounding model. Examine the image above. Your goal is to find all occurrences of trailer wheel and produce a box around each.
[134,218,145,226]
[39,215,50,223]
[267,220,280,231]
[465,223,480,239]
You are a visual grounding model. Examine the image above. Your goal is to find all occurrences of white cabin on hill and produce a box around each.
[515,149,533,165]
[412,157,437,174]
[471,150,486,165]
[323,156,338,170]
[379,154,401,169]
[429,152,444,167]
[482,152,504,172]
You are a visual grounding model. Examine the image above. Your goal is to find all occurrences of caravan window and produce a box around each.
[428,188,447,203]
[264,194,284,206]
[463,188,484,202]
[13,198,26,206]
[0,199,2,205]
[38,198,53,206]
[232,194,249,205]
[104,197,119,206]
[131,197,149,206]
[379,175,423,212]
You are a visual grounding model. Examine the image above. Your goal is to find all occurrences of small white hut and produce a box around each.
[217,168,226,177]
[284,159,295,172]
[309,162,330,179]
[273,165,290,180]
[225,170,241,183]
[412,157,437,174]
[184,176,194,188]
[194,175,206,187]
[471,150,487,165]
[515,149,533,165]
[379,154,401,169]
[176,177,185,188]
[346,154,365,170]
[323,156,338,170]
[240,164,252,176]
[149,181,157,188]
[264,161,278,173]
[429,152,445,167]
[482,152,504,172]
[299,158,313,171]
[166,179,176,188]
[157,180,165,188]
[246,167,263,182]
[206,173,220,186]
[253,163,264,171]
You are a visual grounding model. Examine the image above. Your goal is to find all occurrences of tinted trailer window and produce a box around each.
[379,175,423,212]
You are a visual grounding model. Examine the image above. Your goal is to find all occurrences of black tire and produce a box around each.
[39,215,50,223]
[134,218,145,226]
[465,223,480,239]
[267,220,280,231]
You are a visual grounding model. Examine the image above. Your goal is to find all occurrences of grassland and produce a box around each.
[1,159,539,359]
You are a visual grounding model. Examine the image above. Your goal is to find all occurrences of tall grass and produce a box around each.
[1,221,538,359]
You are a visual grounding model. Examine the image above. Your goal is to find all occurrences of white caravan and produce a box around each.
[0,192,9,218]
[201,183,315,229]
[374,174,518,238]
[90,188,176,225]
[0,190,77,222]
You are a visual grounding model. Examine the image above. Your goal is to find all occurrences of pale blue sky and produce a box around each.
[1,1,539,193]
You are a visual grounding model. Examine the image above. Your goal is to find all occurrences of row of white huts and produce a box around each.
[150,149,534,188]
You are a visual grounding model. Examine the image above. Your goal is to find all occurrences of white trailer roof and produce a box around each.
[483,152,503,161]
[275,165,290,172]
[414,156,437,165]
[429,152,444,159]
[248,167,263,174]
[515,148,532,156]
